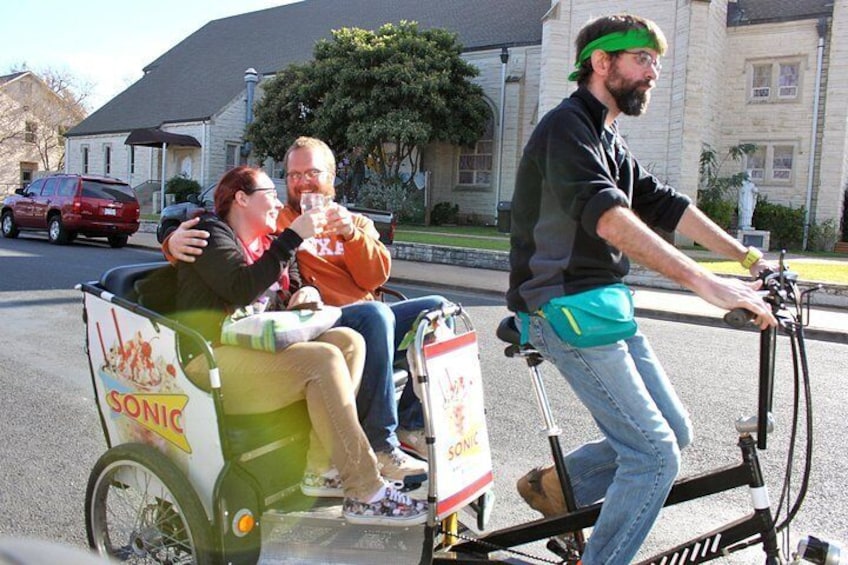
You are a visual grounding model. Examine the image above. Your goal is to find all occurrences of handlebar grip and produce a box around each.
[724,308,754,328]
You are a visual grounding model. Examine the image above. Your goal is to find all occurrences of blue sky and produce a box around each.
[0,0,300,112]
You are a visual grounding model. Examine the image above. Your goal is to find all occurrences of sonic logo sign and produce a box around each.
[422,331,493,518]
[106,390,191,453]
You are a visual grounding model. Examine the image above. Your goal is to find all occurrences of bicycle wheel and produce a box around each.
[85,443,216,564]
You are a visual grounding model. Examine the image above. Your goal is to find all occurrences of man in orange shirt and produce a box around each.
[166,137,440,484]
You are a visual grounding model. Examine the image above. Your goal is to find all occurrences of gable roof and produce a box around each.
[0,71,28,87]
[728,0,833,26]
[68,0,549,138]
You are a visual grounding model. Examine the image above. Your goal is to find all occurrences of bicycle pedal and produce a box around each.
[547,537,581,563]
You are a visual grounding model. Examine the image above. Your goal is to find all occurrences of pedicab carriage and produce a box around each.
[80,261,496,564]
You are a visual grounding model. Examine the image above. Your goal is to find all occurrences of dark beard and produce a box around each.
[608,81,650,116]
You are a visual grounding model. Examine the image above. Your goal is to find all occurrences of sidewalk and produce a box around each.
[129,228,847,344]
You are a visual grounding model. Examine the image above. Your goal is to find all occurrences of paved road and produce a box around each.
[1,236,845,563]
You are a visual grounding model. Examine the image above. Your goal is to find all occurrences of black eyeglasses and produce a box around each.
[243,186,278,197]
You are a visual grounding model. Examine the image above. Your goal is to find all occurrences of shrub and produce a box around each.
[696,190,735,231]
[430,201,459,226]
[356,176,424,223]
[751,197,805,250]
[808,218,839,252]
[165,176,201,203]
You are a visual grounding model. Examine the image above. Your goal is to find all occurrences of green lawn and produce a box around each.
[697,260,848,284]
[398,225,509,238]
[396,225,509,251]
[394,224,847,284]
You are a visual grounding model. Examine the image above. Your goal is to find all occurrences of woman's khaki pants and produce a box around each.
[187,328,382,500]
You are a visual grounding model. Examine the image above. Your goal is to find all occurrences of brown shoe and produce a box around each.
[376,448,428,483]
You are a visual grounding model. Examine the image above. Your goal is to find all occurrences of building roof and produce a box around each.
[68,0,549,138]
[0,71,29,87]
[728,0,833,26]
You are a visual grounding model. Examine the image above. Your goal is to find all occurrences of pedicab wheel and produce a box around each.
[85,443,216,564]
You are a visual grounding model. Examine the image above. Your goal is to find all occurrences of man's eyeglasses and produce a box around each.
[621,50,662,73]
[285,169,328,183]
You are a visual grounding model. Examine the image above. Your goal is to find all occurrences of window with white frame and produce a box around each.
[24,121,37,143]
[104,145,112,175]
[225,143,247,171]
[20,163,36,188]
[778,63,799,98]
[772,145,794,180]
[750,61,800,102]
[751,64,771,99]
[744,143,795,182]
[457,110,494,186]
[746,146,766,181]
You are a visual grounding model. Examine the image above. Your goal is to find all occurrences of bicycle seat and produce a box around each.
[496,316,521,345]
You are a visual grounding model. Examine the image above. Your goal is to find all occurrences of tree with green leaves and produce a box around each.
[248,21,490,195]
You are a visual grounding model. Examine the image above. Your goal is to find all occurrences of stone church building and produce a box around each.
[65,0,846,238]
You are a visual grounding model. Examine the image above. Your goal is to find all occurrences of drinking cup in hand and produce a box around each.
[300,192,329,212]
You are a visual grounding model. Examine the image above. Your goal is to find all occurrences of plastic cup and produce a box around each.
[300,193,329,212]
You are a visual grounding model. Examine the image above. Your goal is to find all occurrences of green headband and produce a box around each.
[568,28,658,81]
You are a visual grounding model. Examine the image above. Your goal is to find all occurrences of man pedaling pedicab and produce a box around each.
[163,136,446,489]
[174,165,427,525]
[507,13,778,565]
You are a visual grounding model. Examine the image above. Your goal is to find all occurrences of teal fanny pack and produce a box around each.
[539,283,637,348]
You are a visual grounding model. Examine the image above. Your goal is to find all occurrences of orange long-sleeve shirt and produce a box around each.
[275,206,391,306]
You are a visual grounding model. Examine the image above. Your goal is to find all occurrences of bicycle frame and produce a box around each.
[442,264,809,565]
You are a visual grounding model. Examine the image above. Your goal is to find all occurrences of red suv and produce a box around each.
[1,174,140,248]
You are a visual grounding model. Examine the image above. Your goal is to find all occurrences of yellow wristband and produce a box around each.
[741,246,763,269]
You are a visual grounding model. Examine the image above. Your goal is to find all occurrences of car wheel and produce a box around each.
[108,235,128,248]
[47,215,70,245]
[1,211,19,238]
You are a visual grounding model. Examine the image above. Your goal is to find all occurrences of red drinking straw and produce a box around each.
[95,321,108,361]
[111,308,125,355]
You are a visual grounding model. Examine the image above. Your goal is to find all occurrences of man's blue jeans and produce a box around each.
[339,295,446,453]
[528,316,693,565]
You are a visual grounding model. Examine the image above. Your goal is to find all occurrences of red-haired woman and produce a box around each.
[176,166,426,526]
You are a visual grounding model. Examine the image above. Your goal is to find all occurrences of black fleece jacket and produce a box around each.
[507,87,691,314]
[176,214,303,343]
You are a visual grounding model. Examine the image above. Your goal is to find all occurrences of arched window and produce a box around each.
[457,109,494,186]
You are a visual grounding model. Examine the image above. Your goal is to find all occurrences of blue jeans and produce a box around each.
[528,316,693,565]
[339,295,446,453]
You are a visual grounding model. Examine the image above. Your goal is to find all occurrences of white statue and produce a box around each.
[738,171,759,231]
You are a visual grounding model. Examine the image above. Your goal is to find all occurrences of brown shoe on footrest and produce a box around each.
[516,464,567,517]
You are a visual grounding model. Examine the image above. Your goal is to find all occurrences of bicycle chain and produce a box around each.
[437,525,564,564]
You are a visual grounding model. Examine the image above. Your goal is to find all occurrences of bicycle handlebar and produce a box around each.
[723,264,800,329]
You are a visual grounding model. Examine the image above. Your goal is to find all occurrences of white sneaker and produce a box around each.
[300,468,344,498]
[397,427,428,460]
[376,448,428,483]
[343,483,428,526]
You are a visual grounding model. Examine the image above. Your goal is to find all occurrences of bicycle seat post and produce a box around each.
[498,316,585,550]
[522,347,585,550]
